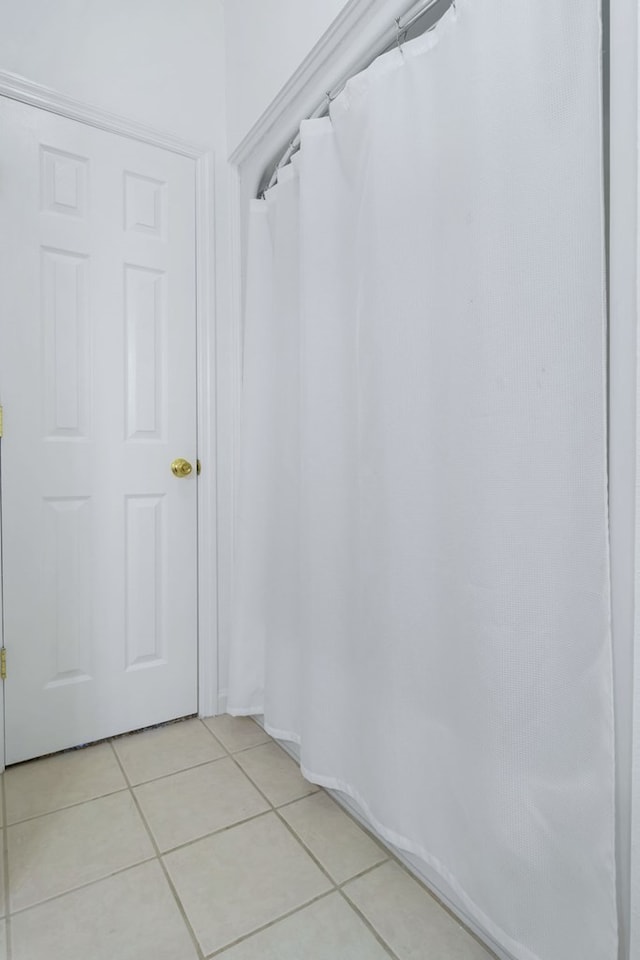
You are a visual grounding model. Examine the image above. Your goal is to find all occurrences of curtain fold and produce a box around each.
[228,3,617,959]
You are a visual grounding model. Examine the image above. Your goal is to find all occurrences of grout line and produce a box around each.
[198,725,289,761]
[270,801,397,960]
[334,808,500,959]
[225,742,390,876]
[336,859,390,889]
[4,751,246,828]
[225,749,364,887]
[159,809,273,858]
[336,886,400,960]
[223,749,282,811]
[272,805,337,888]
[107,740,207,960]
[5,858,157,919]
[212,740,272,757]
[275,792,325,814]
[4,785,131,827]
[120,755,228,791]
[2,773,12,960]
[198,719,273,758]
[203,889,337,958]
[190,718,228,756]
[223,749,321,825]
[371,846,500,959]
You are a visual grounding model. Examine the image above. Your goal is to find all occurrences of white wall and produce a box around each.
[223,0,349,152]
[0,0,226,147]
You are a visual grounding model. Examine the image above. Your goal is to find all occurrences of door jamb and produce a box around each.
[0,71,221,771]
[608,0,639,956]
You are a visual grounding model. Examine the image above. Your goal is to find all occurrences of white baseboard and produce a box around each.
[205,691,227,719]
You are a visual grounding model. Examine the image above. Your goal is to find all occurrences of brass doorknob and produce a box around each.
[171,458,193,478]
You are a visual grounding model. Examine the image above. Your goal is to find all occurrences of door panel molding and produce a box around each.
[0,74,220,771]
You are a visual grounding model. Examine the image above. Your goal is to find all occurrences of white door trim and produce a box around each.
[608,0,640,956]
[0,71,220,767]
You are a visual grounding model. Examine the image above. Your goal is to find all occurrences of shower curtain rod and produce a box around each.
[260,0,453,195]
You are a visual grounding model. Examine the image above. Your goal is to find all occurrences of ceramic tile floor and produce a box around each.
[0,716,496,960]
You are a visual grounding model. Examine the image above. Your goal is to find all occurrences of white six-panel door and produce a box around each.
[0,96,198,763]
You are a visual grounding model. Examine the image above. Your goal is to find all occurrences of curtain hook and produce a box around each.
[395,17,406,56]
[275,138,294,174]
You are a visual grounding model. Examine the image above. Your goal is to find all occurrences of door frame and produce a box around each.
[0,70,221,769]
[608,0,640,957]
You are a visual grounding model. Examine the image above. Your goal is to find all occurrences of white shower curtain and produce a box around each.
[228,3,617,959]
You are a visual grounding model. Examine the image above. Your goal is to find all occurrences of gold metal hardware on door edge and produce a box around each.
[1,648,7,681]
[171,458,193,478]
